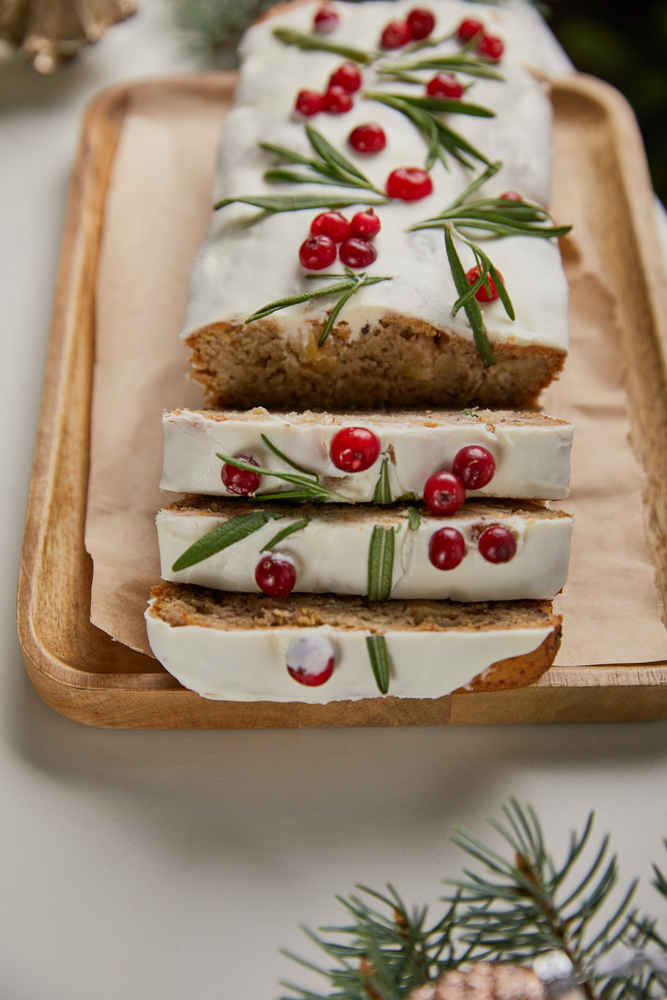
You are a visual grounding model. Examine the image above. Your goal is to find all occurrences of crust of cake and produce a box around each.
[185,317,566,410]
[148,583,561,695]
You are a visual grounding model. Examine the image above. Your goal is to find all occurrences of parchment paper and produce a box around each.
[85,82,667,667]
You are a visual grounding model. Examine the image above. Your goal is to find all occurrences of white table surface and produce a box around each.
[2,4,667,997]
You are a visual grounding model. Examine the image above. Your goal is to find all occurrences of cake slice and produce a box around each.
[161,408,573,501]
[145,583,562,703]
[157,497,572,602]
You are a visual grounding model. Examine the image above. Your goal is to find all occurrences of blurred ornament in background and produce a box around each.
[0,0,136,73]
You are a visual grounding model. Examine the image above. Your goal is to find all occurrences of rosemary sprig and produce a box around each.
[171,511,284,572]
[216,450,347,503]
[367,526,395,601]
[408,507,421,531]
[372,458,392,504]
[380,51,504,80]
[364,91,492,169]
[365,635,390,694]
[273,26,374,64]
[444,225,496,368]
[214,193,388,213]
[262,125,384,196]
[260,518,310,552]
[245,269,392,348]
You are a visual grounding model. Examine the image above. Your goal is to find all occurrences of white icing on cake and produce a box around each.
[145,607,554,703]
[161,408,573,500]
[182,0,570,353]
[157,502,572,601]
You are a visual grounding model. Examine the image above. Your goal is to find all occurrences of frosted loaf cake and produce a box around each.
[182,0,572,410]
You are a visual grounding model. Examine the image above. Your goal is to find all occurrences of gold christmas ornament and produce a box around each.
[409,962,546,1000]
[0,0,136,73]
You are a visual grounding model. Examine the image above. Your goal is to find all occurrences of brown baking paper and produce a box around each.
[85,80,667,667]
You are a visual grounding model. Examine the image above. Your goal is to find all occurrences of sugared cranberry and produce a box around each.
[330,426,380,472]
[286,636,335,686]
[255,553,297,597]
[322,85,354,114]
[407,7,435,39]
[329,61,362,93]
[466,265,504,302]
[452,445,496,490]
[339,237,377,268]
[386,167,433,201]
[313,4,339,34]
[428,527,466,571]
[477,35,504,60]
[349,122,387,153]
[299,234,337,270]
[380,20,411,48]
[499,191,522,202]
[350,209,381,238]
[426,72,464,99]
[457,18,483,42]
[423,471,466,515]
[295,89,323,117]
[221,454,261,495]
[311,211,350,243]
[478,524,517,563]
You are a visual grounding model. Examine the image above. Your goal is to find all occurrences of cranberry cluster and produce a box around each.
[299,209,381,271]
[429,522,517,570]
[456,17,504,61]
[380,7,436,49]
[295,60,362,117]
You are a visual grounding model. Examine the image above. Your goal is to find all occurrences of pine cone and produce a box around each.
[410,962,546,1000]
[0,0,135,73]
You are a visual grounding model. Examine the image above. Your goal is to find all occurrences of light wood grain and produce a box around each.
[17,73,667,729]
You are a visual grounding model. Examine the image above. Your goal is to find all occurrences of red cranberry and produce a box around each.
[313,4,339,34]
[330,426,380,472]
[255,553,297,597]
[311,211,350,242]
[380,20,411,48]
[349,122,387,153]
[423,471,466,515]
[477,35,504,60]
[286,636,335,686]
[466,266,504,302]
[322,85,354,114]
[478,525,517,563]
[452,445,496,490]
[339,237,377,268]
[428,527,466,571]
[329,61,362,93]
[426,72,464,99]
[499,190,522,201]
[350,209,381,238]
[221,455,261,495]
[386,167,433,201]
[407,7,435,39]
[457,18,483,42]
[299,234,337,270]
[295,89,323,117]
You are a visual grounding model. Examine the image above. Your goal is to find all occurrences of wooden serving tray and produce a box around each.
[17,72,667,728]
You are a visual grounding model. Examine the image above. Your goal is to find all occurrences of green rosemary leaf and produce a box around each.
[389,54,504,80]
[377,93,495,118]
[318,281,362,347]
[260,518,310,552]
[395,492,416,501]
[448,161,502,209]
[215,453,345,501]
[461,408,480,418]
[407,507,420,531]
[251,490,329,503]
[246,280,355,324]
[260,435,316,476]
[444,226,496,368]
[432,118,492,167]
[259,142,326,170]
[365,635,390,694]
[488,262,515,322]
[214,194,388,212]
[264,169,363,189]
[305,125,370,184]
[373,458,392,504]
[367,526,395,601]
[273,26,373,63]
[172,511,283,571]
